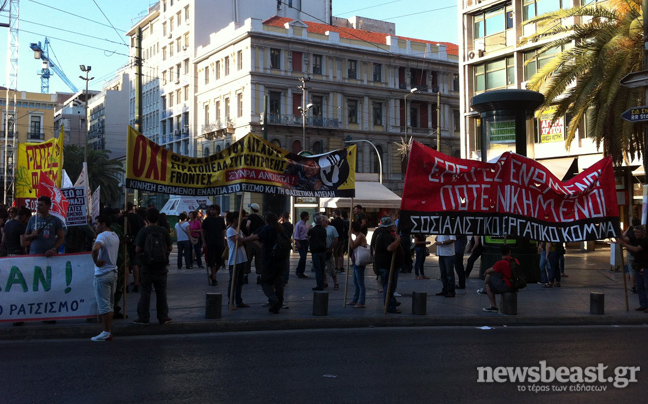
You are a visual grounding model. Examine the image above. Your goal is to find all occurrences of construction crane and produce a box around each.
[30,38,79,93]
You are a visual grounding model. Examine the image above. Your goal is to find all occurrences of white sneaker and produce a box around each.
[476,288,486,295]
[91,331,113,342]
[394,292,402,297]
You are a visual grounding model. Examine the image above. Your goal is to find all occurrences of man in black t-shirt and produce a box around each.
[3,207,31,255]
[308,214,328,290]
[202,204,226,286]
[353,205,368,236]
[618,225,648,312]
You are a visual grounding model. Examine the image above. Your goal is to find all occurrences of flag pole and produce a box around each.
[229,193,246,314]
[122,185,129,317]
[384,245,398,314]
[343,198,353,307]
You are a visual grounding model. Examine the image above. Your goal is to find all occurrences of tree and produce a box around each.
[519,0,643,164]
[63,145,123,206]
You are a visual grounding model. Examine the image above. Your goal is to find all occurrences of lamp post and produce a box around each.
[298,76,311,151]
[404,87,418,144]
[345,138,382,184]
[79,65,94,162]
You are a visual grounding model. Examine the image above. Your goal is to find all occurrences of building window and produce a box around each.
[169,92,174,107]
[311,95,323,117]
[373,102,383,125]
[29,115,42,139]
[162,46,167,61]
[176,11,181,27]
[453,74,460,91]
[225,56,230,76]
[474,4,513,39]
[523,0,566,21]
[184,85,189,101]
[169,17,174,33]
[184,59,189,75]
[453,110,461,132]
[348,99,358,123]
[215,100,221,121]
[269,91,281,114]
[184,33,189,48]
[237,50,243,70]
[205,65,209,84]
[162,22,167,36]
[162,70,167,85]
[474,57,515,93]
[176,38,181,53]
[348,60,357,79]
[169,42,174,57]
[523,46,563,81]
[216,60,221,80]
[176,63,181,81]
[184,5,189,21]
[270,48,281,69]
[169,66,174,83]
[204,104,209,125]
[313,54,322,74]
[373,64,382,82]
[292,51,302,72]
[225,97,230,121]
[237,93,243,117]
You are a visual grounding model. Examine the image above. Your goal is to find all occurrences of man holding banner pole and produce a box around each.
[22,196,65,256]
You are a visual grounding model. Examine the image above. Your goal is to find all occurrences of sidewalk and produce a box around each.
[2,245,647,340]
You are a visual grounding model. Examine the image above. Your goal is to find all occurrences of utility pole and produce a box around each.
[3,0,18,205]
[298,76,311,151]
[79,65,94,163]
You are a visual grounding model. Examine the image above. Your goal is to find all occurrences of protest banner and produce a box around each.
[0,253,97,322]
[91,186,101,223]
[125,127,356,198]
[61,187,87,227]
[38,171,69,224]
[399,141,619,242]
[15,127,64,207]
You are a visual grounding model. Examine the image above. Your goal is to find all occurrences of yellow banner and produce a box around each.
[15,127,64,199]
[126,127,356,197]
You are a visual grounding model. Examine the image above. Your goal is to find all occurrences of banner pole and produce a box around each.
[384,246,397,314]
[343,198,353,307]
[122,186,129,318]
[229,193,246,314]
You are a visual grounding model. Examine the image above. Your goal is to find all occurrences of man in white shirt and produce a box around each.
[434,235,456,297]
[91,214,120,342]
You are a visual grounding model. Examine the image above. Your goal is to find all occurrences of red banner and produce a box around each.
[399,142,620,242]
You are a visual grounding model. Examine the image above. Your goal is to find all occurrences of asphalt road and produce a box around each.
[1,325,646,404]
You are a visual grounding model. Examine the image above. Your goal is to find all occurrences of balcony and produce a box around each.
[0,131,16,140]
[264,114,340,129]
[28,132,44,141]
[201,120,234,140]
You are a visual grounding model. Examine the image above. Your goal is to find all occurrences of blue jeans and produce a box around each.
[312,251,326,288]
[177,240,192,268]
[228,264,245,305]
[414,247,426,276]
[378,267,399,311]
[296,240,309,276]
[548,251,561,283]
[192,239,203,267]
[635,269,648,309]
[539,251,550,284]
[438,255,455,294]
[352,264,366,304]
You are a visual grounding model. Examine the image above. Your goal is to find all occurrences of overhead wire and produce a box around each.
[92,0,129,46]
[25,0,130,32]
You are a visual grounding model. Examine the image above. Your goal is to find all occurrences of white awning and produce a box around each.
[320,181,401,209]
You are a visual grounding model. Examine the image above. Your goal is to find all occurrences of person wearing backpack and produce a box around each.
[477,245,517,313]
[244,212,287,314]
[133,208,173,325]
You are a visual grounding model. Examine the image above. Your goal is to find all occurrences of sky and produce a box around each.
[0,0,458,95]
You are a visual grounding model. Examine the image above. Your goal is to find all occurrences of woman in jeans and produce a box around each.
[348,221,367,308]
[188,210,204,268]
[413,233,430,279]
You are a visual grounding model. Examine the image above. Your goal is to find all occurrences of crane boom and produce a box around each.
[30,38,79,93]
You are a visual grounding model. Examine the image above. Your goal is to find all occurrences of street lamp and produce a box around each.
[298,76,311,151]
[345,137,382,184]
[404,87,418,144]
[79,65,94,162]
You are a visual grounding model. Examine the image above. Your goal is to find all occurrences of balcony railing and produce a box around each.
[265,114,340,129]
[28,132,44,140]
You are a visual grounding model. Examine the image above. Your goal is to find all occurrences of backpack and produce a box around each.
[505,257,526,290]
[144,230,168,268]
[271,231,292,261]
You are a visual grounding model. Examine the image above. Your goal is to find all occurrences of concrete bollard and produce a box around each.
[590,292,605,315]
[500,292,518,315]
[312,291,329,316]
[205,293,222,319]
[412,291,427,315]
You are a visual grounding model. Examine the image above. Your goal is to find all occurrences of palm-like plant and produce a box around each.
[63,145,123,206]
[519,0,643,163]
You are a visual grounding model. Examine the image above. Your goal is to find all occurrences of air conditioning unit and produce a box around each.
[174,129,180,135]
[185,19,190,26]
[168,32,173,39]
[182,126,188,134]
[182,46,187,51]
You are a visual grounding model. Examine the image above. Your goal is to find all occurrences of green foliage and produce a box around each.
[62,145,123,206]
[519,0,644,163]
